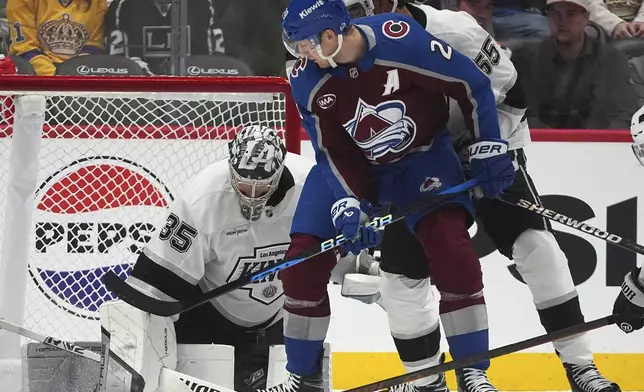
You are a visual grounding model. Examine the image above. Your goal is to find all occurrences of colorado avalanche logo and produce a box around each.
[382,20,410,40]
[343,98,417,161]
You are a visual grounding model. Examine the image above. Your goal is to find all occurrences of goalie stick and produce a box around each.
[0,318,146,392]
[498,193,644,256]
[103,179,478,317]
[345,315,616,392]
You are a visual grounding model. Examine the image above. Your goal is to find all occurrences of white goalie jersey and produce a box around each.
[125,152,314,327]
[408,2,530,150]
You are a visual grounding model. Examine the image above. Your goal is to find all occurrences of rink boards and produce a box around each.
[312,131,644,391]
[1,129,642,391]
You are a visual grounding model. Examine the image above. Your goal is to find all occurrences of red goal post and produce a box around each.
[0,75,302,361]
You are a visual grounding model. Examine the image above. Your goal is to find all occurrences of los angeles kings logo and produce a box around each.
[226,243,289,305]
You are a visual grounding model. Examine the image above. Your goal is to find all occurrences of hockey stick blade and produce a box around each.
[0,318,101,362]
[345,315,616,392]
[499,193,644,256]
[0,319,146,391]
[103,179,477,317]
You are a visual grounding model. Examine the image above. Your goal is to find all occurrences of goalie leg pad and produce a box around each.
[177,344,235,390]
[513,229,592,364]
[379,271,441,386]
[99,299,177,392]
[267,344,287,389]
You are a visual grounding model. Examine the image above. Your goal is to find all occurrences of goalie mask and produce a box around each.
[228,125,287,221]
[631,104,644,166]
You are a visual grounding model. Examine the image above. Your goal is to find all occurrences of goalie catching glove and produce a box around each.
[331,197,381,255]
[613,267,644,333]
[467,138,515,198]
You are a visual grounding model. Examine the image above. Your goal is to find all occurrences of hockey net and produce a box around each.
[0,75,301,350]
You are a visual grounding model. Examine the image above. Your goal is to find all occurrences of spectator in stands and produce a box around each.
[105,0,225,75]
[515,0,637,129]
[0,0,8,44]
[492,0,550,39]
[7,0,107,76]
[217,0,290,76]
[590,0,644,39]
[457,0,495,35]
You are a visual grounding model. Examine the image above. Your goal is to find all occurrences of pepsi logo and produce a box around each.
[31,156,173,319]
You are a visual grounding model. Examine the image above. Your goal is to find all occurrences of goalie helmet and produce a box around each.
[631,104,644,166]
[228,125,287,221]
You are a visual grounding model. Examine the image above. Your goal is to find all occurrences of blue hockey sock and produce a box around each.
[285,337,324,375]
[447,329,490,370]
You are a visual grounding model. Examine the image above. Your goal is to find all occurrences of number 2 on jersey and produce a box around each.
[159,213,198,253]
[430,39,452,60]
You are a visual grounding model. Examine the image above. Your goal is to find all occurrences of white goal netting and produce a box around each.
[0,75,300,348]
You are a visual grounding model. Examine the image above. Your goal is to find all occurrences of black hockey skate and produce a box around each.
[455,368,499,392]
[564,362,621,392]
[388,372,449,392]
[257,370,324,392]
[388,352,449,392]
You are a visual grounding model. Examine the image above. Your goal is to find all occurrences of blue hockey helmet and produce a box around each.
[282,0,352,64]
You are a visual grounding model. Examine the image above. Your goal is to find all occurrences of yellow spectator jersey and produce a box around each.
[8,0,107,75]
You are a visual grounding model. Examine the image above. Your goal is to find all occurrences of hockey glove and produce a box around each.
[331,197,381,255]
[612,267,644,333]
[468,138,515,198]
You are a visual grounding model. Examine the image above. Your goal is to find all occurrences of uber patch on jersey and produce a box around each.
[226,243,289,305]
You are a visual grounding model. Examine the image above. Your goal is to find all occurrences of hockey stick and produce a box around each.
[345,315,616,392]
[0,318,146,392]
[103,179,478,317]
[97,327,110,392]
[498,193,644,256]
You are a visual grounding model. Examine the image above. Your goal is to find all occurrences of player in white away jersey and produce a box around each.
[610,104,644,334]
[99,125,331,392]
[339,2,620,392]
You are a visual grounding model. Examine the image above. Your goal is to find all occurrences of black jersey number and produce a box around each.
[474,36,501,75]
[159,213,198,253]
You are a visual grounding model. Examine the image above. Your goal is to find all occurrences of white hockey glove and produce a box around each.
[99,300,177,392]
[339,250,385,309]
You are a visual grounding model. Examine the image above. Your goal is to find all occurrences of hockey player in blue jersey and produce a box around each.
[258,1,515,392]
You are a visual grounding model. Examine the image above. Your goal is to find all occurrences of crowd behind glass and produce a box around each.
[2,0,644,130]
